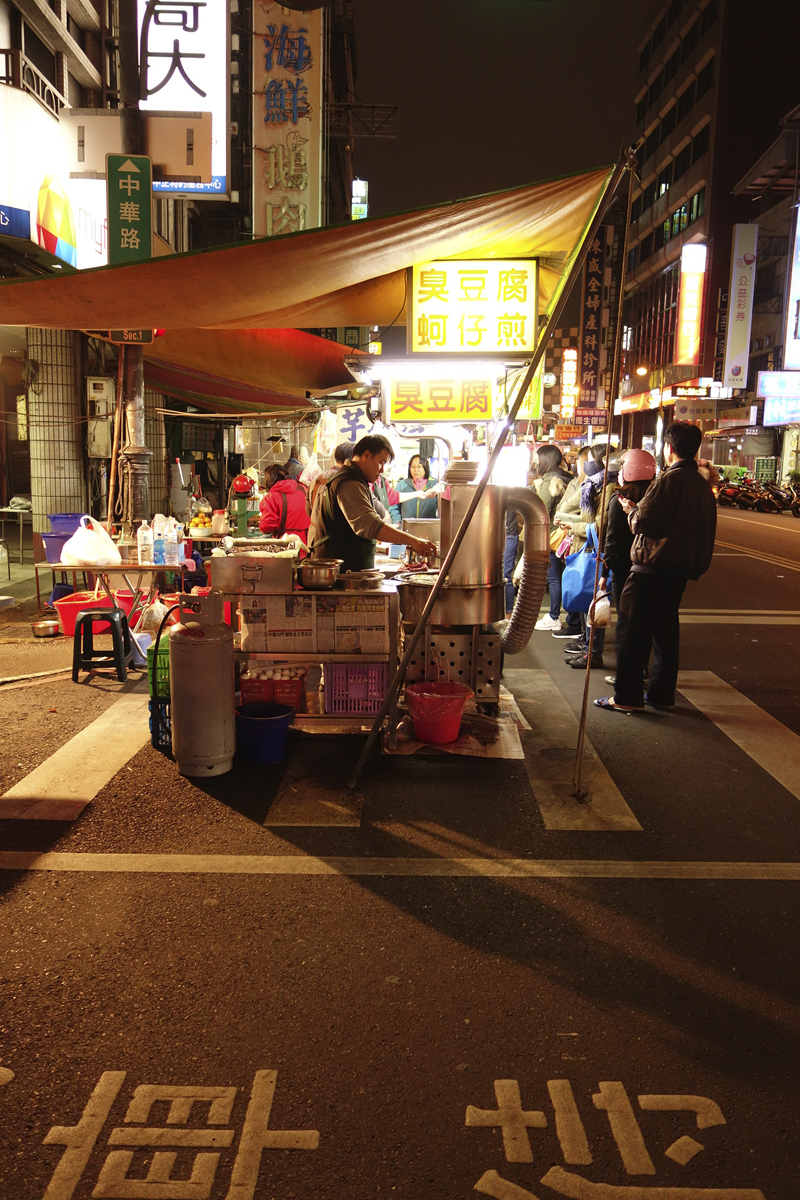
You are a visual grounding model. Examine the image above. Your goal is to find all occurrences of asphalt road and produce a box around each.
[1,508,799,1200]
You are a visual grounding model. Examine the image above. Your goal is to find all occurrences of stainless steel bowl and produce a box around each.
[31,619,61,638]
[295,558,344,590]
[335,570,384,591]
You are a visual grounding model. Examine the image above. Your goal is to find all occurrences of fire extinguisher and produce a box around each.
[169,592,235,777]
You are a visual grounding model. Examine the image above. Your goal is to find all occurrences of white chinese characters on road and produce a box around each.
[41,1069,318,1200]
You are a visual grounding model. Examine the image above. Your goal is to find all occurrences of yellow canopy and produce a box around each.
[0,167,613,331]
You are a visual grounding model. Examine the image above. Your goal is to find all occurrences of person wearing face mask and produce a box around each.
[396,454,442,519]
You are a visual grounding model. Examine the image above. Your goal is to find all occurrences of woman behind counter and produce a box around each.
[258,464,310,551]
[395,454,441,519]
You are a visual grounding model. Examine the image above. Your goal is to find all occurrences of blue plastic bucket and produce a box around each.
[236,703,294,766]
[41,532,72,564]
[47,513,83,534]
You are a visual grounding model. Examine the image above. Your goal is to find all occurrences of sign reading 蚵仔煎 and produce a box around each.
[408,260,538,355]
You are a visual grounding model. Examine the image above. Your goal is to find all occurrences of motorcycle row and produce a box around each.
[716,476,800,515]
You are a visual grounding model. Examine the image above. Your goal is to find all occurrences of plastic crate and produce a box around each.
[148,698,172,752]
[324,663,388,714]
[273,672,306,712]
[147,642,170,698]
[240,675,275,703]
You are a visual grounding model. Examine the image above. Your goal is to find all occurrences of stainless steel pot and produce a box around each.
[401,517,441,543]
[395,575,504,625]
[296,559,343,590]
[31,619,60,638]
[335,570,384,591]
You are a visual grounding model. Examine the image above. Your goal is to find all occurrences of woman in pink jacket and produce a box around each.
[258,465,310,552]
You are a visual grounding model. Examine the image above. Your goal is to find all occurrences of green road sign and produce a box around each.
[108,329,154,344]
[106,154,152,265]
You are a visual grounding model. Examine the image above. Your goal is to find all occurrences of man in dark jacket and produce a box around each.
[595,421,716,713]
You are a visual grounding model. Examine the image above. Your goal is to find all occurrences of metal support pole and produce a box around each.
[118,0,151,524]
[348,153,629,790]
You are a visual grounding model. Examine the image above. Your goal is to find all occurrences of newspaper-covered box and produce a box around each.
[240,592,392,654]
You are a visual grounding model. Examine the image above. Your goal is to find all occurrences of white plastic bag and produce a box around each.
[61,516,122,566]
[138,599,170,633]
[588,591,611,627]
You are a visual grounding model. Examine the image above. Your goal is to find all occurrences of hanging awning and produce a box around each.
[0,166,615,409]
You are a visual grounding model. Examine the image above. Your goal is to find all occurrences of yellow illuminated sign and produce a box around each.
[560,348,579,421]
[387,373,500,422]
[409,259,537,354]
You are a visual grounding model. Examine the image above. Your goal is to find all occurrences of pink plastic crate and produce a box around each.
[324,664,388,714]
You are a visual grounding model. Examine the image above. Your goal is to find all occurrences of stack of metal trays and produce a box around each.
[444,461,480,484]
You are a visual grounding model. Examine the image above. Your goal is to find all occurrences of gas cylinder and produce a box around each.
[169,591,235,777]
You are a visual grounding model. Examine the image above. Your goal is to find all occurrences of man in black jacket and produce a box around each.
[595,421,717,713]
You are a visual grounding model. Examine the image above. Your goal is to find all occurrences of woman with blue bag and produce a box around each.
[556,446,616,669]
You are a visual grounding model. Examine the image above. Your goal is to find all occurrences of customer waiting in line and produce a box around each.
[529,444,573,630]
[553,444,616,669]
[599,449,657,688]
[595,421,716,714]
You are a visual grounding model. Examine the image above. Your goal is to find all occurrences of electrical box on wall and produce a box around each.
[87,377,115,458]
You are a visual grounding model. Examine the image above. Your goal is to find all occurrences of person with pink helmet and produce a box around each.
[599,450,657,687]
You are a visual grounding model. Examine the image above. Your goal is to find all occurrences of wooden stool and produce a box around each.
[72,609,131,683]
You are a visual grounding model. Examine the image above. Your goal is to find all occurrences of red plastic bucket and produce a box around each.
[54,589,137,636]
[405,681,473,745]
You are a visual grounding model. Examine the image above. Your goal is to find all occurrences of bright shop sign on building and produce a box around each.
[758,370,800,425]
[138,0,229,196]
[560,348,579,422]
[386,370,500,422]
[252,7,323,237]
[675,243,707,366]
[578,231,606,406]
[408,260,538,354]
[722,223,758,387]
[784,208,800,370]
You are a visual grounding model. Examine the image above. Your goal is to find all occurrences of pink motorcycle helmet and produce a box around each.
[620,449,657,483]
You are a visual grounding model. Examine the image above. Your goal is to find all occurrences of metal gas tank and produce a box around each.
[169,591,235,777]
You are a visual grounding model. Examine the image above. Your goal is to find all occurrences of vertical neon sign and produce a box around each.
[674,244,707,366]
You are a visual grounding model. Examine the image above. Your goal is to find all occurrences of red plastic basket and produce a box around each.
[273,674,306,712]
[324,663,388,714]
[54,589,138,636]
[240,676,275,704]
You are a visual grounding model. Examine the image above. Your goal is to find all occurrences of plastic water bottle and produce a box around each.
[137,521,154,565]
[164,519,179,566]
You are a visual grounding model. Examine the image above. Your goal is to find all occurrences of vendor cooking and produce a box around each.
[310,434,438,571]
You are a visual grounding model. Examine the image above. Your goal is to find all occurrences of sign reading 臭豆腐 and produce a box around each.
[387,374,501,422]
[409,260,537,355]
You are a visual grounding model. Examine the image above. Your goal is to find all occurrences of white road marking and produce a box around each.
[2,852,800,879]
[592,1082,654,1174]
[718,512,800,534]
[713,539,800,573]
[680,615,800,624]
[539,1164,766,1198]
[504,670,642,831]
[465,1080,546,1163]
[0,689,151,821]
[678,672,800,801]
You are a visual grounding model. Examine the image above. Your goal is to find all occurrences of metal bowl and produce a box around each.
[335,570,384,591]
[295,558,344,590]
[31,619,61,638]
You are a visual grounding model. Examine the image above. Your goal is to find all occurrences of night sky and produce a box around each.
[350,0,642,216]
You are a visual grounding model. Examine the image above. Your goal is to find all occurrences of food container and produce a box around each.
[208,554,295,594]
[211,510,230,536]
[295,559,343,590]
[334,570,384,591]
[31,619,60,638]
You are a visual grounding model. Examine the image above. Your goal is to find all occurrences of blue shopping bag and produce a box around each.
[561,524,601,613]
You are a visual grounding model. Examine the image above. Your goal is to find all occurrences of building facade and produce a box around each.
[620,0,800,448]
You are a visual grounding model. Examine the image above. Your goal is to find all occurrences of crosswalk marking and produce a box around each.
[0,852,798,879]
[0,687,150,821]
[503,669,642,832]
[677,671,800,802]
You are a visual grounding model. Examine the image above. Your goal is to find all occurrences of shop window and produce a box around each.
[692,123,710,163]
[631,195,642,223]
[652,15,668,50]
[660,106,676,143]
[628,245,640,273]
[681,18,700,62]
[16,395,28,441]
[636,94,648,124]
[654,221,666,252]
[668,0,686,28]
[658,163,673,195]
[673,143,691,182]
[677,82,695,123]
[701,0,718,36]
[639,42,651,72]
[671,204,689,239]
[696,57,714,99]
[640,232,654,261]
[66,14,84,51]
[646,127,659,158]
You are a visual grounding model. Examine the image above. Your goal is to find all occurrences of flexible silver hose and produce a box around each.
[500,486,550,656]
